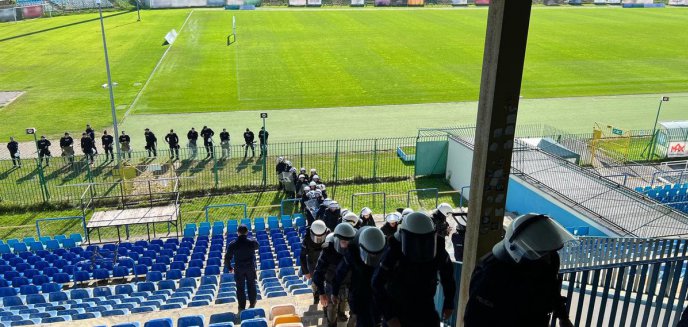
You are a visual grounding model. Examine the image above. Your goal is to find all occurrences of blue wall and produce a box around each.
[506,177,613,236]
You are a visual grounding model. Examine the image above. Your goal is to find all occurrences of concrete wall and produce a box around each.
[446,137,473,201]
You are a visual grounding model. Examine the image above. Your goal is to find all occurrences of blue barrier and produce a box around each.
[204,203,247,223]
[35,216,87,242]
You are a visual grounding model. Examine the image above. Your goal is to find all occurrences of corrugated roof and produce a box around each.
[659,121,688,130]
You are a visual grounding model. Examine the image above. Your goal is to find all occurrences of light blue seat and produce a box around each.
[239,308,266,321]
[209,312,235,327]
[239,318,268,327]
[144,318,173,327]
[69,233,83,244]
[178,315,205,327]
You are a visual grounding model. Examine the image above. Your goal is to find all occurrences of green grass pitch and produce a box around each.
[0,7,687,140]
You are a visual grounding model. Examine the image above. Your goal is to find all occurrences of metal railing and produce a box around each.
[560,237,688,270]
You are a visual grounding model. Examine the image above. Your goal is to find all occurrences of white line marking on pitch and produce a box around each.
[122,9,195,122]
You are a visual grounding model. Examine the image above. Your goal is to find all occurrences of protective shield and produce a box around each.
[400,230,437,263]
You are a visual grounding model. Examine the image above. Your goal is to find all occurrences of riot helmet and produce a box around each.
[395,212,436,263]
[333,223,356,254]
[358,227,386,266]
[310,220,329,244]
[495,214,575,263]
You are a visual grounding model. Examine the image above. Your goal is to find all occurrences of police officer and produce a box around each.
[187,127,199,159]
[220,128,230,159]
[295,174,308,198]
[101,130,114,161]
[37,135,51,167]
[312,174,322,186]
[144,128,157,157]
[85,124,97,155]
[313,223,357,327]
[333,226,386,327]
[341,212,360,229]
[258,126,269,157]
[60,132,75,165]
[276,157,287,190]
[380,213,400,238]
[165,129,180,160]
[243,128,255,158]
[201,125,214,158]
[317,200,341,231]
[7,137,20,167]
[432,203,454,240]
[309,168,318,181]
[224,224,260,311]
[464,214,574,327]
[300,220,330,305]
[358,207,375,228]
[119,131,131,159]
[80,132,95,164]
[372,212,456,327]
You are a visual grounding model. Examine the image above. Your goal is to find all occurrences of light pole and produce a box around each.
[261,113,268,187]
[648,96,670,160]
[96,0,122,166]
[136,0,141,21]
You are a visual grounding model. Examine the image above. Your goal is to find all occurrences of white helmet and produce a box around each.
[285,160,291,166]
[385,213,401,224]
[310,220,328,244]
[300,167,307,173]
[340,209,350,218]
[303,186,311,192]
[313,175,320,181]
[323,233,335,249]
[309,181,317,187]
[400,208,414,222]
[333,223,356,254]
[342,212,359,227]
[317,184,326,191]
[290,167,297,173]
[360,207,372,217]
[395,212,436,263]
[277,157,284,163]
[437,203,453,217]
[495,214,574,263]
[307,190,317,199]
[358,227,386,266]
[313,189,323,198]
[328,201,340,210]
[310,168,317,174]
[298,174,306,180]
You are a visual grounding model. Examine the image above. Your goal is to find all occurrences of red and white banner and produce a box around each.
[668,142,688,158]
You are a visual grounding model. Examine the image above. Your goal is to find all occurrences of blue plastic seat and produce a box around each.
[0,286,17,297]
[70,288,90,300]
[165,269,182,280]
[186,267,202,278]
[160,303,183,310]
[102,309,128,317]
[205,265,221,276]
[93,286,112,297]
[260,260,275,270]
[41,317,67,323]
[93,268,110,280]
[259,270,276,280]
[19,284,39,295]
[158,279,176,291]
[12,277,29,288]
[131,307,155,314]
[146,271,163,282]
[209,312,235,326]
[137,281,156,293]
[72,313,98,320]
[74,270,90,283]
[240,307,266,321]
[3,295,23,307]
[113,323,141,327]
[49,291,68,302]
[239,318,268,327]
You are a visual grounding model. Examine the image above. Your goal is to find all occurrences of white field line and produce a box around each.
[122,9,196,122]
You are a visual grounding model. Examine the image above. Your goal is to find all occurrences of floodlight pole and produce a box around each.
[136,0,141,21]
[648,96,669,161]
[262,115,267,187]
[97,0,122,167]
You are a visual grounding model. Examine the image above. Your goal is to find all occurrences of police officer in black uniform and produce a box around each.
[243,128,255,158]
[144,128,157,157]
[300,220,329,305]
[80,132,95,164]
[464,214,574,327]
[314,223,357,327]
[317,201,341,231]
[101,130,114,161]
[119,131,131,159]
[333,226,387,327]
[187,127,199,159]
[201,125,214,159]
[165,129,180,160]
[224,224,259,311]
[220,128,230,159]
[7,137,20,167]
[85,124,97,155]
[37,135,51,167]
[372,212,456,327]
[258,127,269,157]
[60,132,75,165]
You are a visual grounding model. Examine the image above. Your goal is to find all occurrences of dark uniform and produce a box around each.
[144,130,157,157]
[165,131,180,160]
[224,234,260,310]
[187,129,199,158]
[119,133,131,159]
[333,229,381,327]
[317,208,341,232]
[101,133,114,161]
[220,130,230,158]
[372,235,456,327]
[85,126,97,154]
[380,223,397,239]
[201,126,214,158]
[464,251,566,327]
[60,135,75,164]
[243,129,255,158]
[80,135,95,164]
[258,128,269,157]
[358,215,376,228]
[7,139,20,167]
[37,138,51,166]
[300,226,326,304]
[313,239,350,327]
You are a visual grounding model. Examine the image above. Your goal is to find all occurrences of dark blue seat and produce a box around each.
[146,271,163,282]
[152,263,167,273]
[19,284,39,295]
[171,261,186,271]
[278,257,293,268]
[115,284,134,295]
[26,293,46,304]
[131,307,155,314]
[49,291,68,302]
[144,318,173,327]
[260,260,275,270]
[239,318,267,327]
[3,296,23,307]
[74,270,90,283]
[207,257,221,267]
[205,265,220,276]
[41,317,67,323]
[41,282,60,293]
[137,282,156,292]
[11,277,29,288]
[93,286,112,297]
[179,277,197,289]
[10,319,35,326]
[186,267,202,278]
[0,286,17,297]
[93,268,110,280]
[189,259,204,269]
[72,313,97,320]
[70,288,90,300]
[201,275,218,285]
[158,280,176,291]
[209,312,236,326]
[31,274,49,286]
[138,257,153,267]
[160,303,183,310]
[114,266,130,278]
[113,323,141,327]
[135,264,149,276]
[52,272,70,284]
[102,309,127,317]
[166,269,182,280]
[188,300,210,308]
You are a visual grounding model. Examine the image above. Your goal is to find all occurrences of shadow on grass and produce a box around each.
[0,11,132,43]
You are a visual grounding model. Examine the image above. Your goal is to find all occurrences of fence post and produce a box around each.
[213,150,219,188]
[333,140,339,183]
[373,139,378,180]
[300,141,304,169]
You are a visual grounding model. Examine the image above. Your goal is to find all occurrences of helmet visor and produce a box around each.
[311,232,327,244]
[334,238,350,254]
[513,218,575,260]
[400,230,437,263]
[360,247,384,266]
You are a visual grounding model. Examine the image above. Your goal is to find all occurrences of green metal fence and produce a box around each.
[0,137,416,207]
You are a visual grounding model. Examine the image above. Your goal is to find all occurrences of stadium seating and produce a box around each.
[635,183,688,213]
